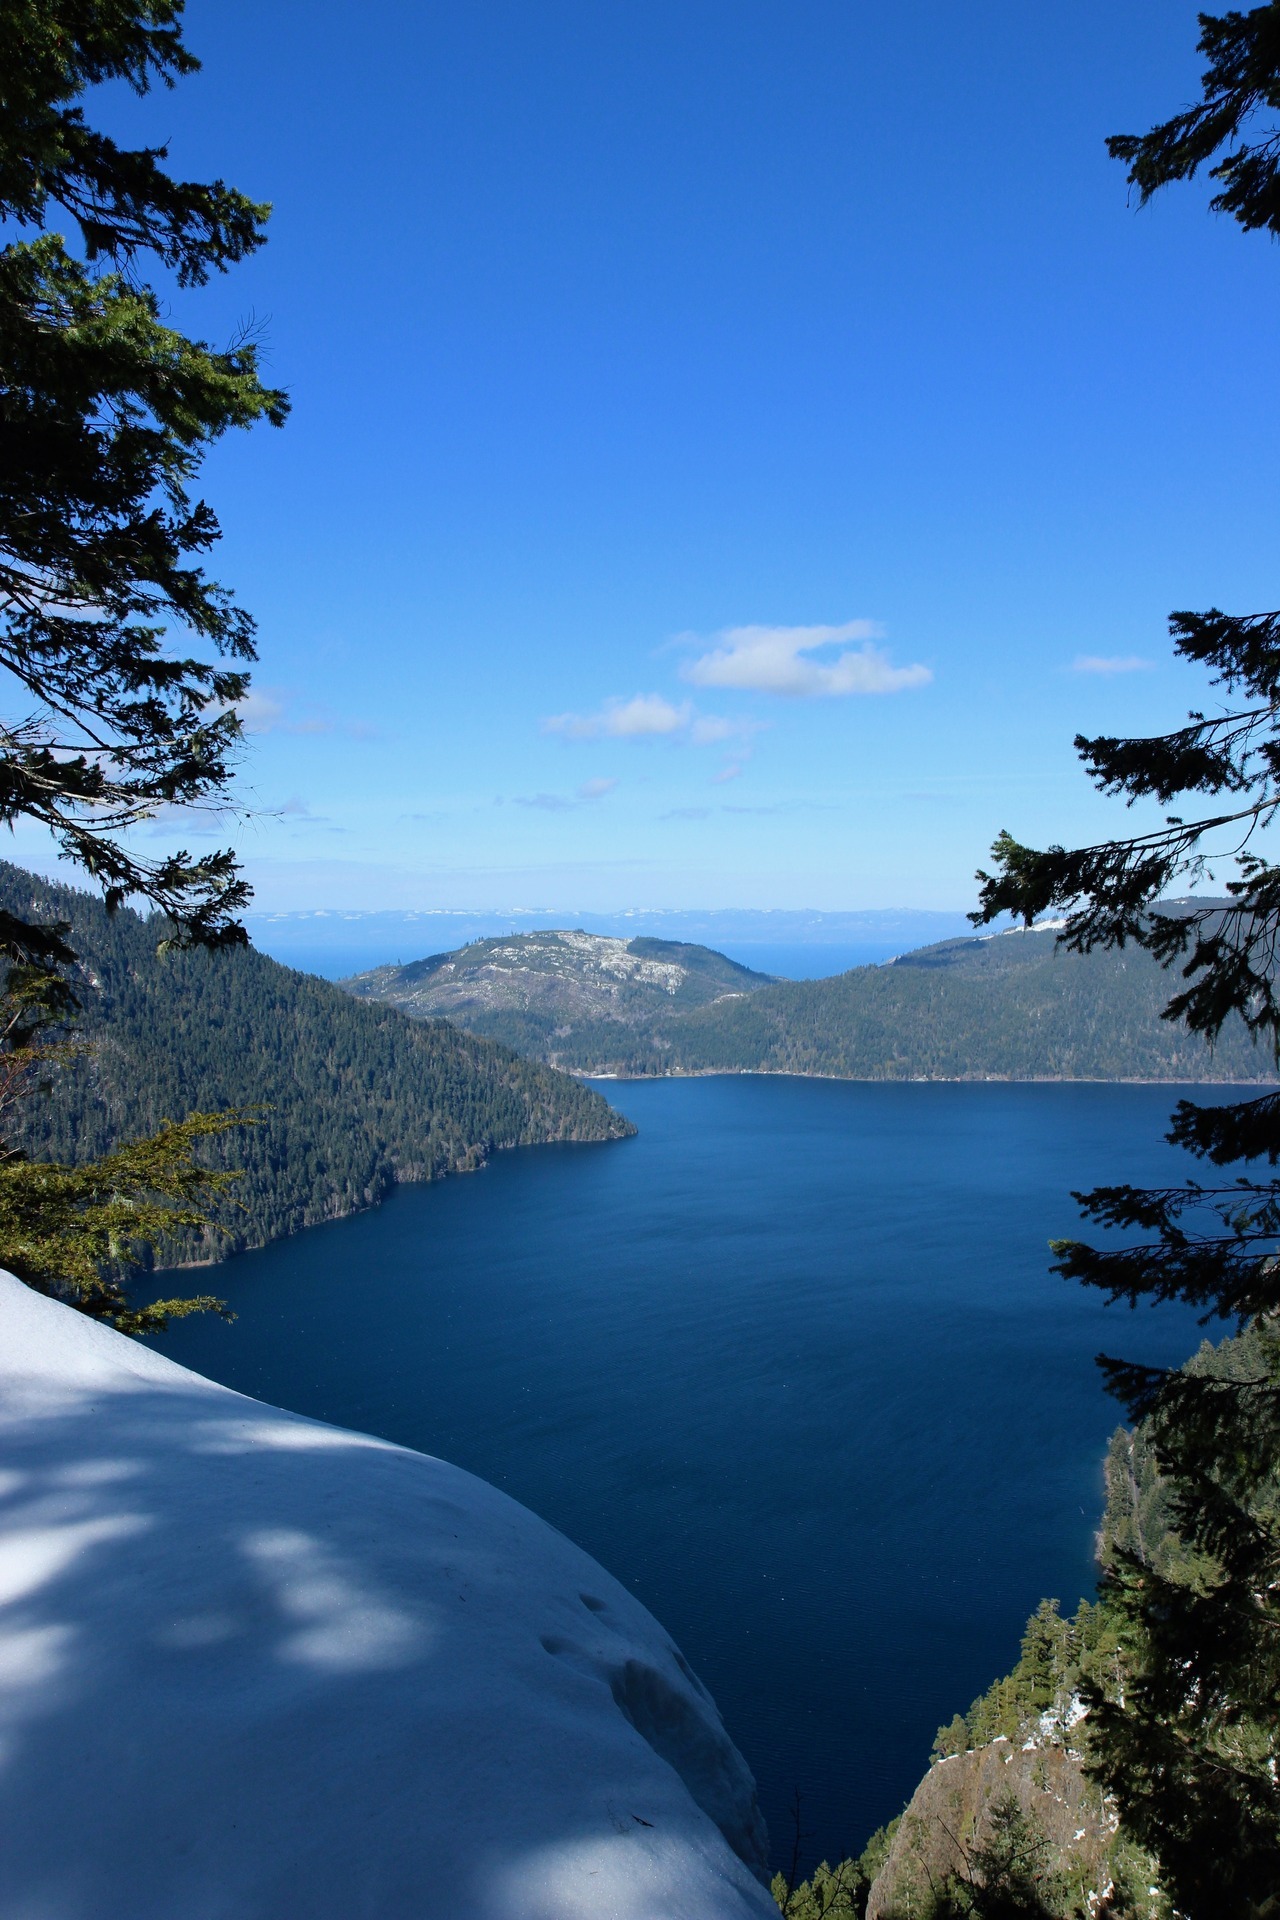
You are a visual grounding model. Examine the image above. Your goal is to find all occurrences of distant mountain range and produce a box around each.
[0,864,631,1261]
[342,921,1273,1082]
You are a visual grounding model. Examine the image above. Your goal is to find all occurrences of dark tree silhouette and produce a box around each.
[0,0,287,977]
[975,11,1280,1910]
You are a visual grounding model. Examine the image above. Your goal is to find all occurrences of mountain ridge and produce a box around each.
[344,930,776,1069]
[341,920,1273,1083]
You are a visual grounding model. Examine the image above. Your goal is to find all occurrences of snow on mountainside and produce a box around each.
[0,1273,774,1919]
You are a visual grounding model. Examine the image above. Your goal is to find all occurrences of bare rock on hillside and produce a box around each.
[866,1736,1114,1919]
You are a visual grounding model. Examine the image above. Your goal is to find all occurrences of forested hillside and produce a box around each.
[662,925,1270,1080]
[0,865,631,1261]
[347,921,1272,1081]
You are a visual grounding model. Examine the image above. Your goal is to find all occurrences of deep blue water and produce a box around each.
[714,940,907,978]
[149,1078,1218,1869]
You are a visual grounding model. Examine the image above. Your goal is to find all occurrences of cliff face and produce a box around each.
[865,1735,1115,1918]
[0,1272,773,1920]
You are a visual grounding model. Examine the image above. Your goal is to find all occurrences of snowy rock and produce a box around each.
[0,1272,773,1918]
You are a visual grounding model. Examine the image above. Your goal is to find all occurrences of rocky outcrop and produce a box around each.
[866,1735,1115,1919]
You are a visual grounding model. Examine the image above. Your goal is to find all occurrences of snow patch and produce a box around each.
[981,917,1068,942]
[0,1272,772,1918]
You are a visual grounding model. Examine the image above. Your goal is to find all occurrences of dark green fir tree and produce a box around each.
[0,1,286,1321]
[975,8,1280,1911]
[0,0,287,962]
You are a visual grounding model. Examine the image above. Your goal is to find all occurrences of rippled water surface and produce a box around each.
[151,1077,1219,1865]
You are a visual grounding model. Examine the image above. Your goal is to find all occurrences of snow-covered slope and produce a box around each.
[0,1273,773,1919]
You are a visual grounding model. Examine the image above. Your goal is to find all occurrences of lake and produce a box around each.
[149,1077,1219,1871]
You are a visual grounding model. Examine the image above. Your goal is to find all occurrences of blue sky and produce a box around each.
[20,0,1279,912]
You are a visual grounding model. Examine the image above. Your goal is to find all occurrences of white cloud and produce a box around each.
[577,777,618,800]
[712,763,743,785]
[1071,654,1154,675]
[544,694,692,740]
[542,695,744,746]
[235,689,286,734]
[232,688,381,739]
[683,622,931,698]
[689,714,742,745]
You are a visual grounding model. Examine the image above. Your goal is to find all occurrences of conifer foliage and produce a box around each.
[0,1,285,1321]
[0,1100,248,1331]
[0,945,250,1331]
[975,10,1280,1910]
[0,0,286,964]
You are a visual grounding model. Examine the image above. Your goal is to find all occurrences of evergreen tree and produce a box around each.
[0,0,286,970]
[1016,1601,1065,1717]
[975,10,1280,1910]
[0,1,288,1323]
[931,1795,1062,1920]
[0,1088,250,1331]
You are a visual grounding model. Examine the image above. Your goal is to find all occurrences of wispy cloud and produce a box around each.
[722,800,836,816]
[141,797,241,840]
[234,686,382,739]
[542,693,746,746]
[713,763,743,785]
[236,689,287,735]
[690,714,745,745]
[682,622,931,698]
[515,792,578,812]
[266,794,345,828]
[1071,654,1154,675]
[660,797,830,821]
[513,778,619,812]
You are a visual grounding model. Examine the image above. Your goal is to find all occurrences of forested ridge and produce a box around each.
[0,864,631,1261]
[350,923,1273,1081]
[662,927,1270,1081]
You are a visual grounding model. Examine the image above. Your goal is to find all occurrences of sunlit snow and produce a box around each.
[0,1271,772,1918]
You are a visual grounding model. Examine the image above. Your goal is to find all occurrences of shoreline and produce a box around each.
[576,1067,1279,1086]
[155,1072,1278,1276]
